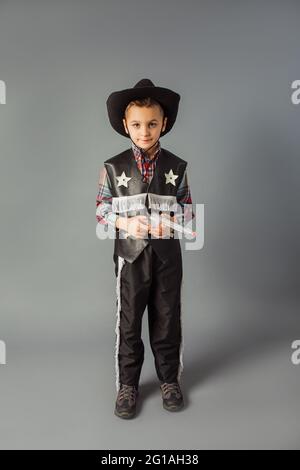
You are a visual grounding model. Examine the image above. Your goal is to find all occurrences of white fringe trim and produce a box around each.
[111,193,178,214]
[112,193,147,214]
[148,193,178,211]
[177,274,184,383]
[115,255,126,392]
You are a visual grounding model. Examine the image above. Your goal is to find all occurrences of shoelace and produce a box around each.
[161,382,182,399]
[118,384,137,403]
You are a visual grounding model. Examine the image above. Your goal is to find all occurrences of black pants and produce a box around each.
[113,243,184,392]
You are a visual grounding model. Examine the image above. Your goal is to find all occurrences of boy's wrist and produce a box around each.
[116,216,128,231]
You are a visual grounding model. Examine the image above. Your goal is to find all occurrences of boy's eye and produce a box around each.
[133,123,157,127]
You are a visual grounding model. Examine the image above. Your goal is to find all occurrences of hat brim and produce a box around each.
[106,86,180,138]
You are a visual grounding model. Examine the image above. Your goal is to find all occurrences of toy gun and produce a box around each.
[149,213,196,238]
[108,212,196,239]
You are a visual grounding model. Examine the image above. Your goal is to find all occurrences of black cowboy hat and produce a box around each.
[106,78,180,138]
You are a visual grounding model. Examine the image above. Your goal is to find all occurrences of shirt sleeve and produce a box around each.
[96,166,118,227]
[176,167,195,225]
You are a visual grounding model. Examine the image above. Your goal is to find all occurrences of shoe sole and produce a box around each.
[114,408,136,419]
[163,401,184,412]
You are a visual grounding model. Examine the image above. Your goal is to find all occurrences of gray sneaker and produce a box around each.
[114,384,139,419]
[160,382,184,411]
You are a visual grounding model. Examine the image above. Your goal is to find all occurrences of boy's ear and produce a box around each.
[162,116,168,132]
[122,118,129,134]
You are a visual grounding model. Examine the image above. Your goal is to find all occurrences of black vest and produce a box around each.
[104,147,187,263]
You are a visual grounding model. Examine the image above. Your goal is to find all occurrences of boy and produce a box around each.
[96,78,194,419]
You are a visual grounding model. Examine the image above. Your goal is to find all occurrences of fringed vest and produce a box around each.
[104,147,187,263]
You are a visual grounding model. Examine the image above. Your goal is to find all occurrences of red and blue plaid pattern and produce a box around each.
[131,139,161,183]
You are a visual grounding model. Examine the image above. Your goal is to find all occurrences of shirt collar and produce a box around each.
[131,139,161,162]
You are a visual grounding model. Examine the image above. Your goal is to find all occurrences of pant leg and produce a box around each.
[113,245,152,392]
[147,248,183,384]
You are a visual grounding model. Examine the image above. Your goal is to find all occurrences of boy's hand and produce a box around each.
[149,214,175,239]
[117,215,149,239]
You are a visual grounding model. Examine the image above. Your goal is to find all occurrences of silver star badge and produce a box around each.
[165,169,179,186]
[116,171,132,188]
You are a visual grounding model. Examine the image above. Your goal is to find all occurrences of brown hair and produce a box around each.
[124,97,164,118]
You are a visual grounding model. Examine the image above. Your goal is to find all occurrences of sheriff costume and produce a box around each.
[96,79,194,418]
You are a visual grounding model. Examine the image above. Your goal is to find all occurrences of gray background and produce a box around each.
[0,0,299,450]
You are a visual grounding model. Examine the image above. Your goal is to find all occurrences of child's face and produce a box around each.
[123,104,167,150]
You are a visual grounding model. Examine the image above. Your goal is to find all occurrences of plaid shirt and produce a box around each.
[96,140,194,226]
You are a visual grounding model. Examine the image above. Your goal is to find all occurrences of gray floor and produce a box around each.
[1,295,299,450]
